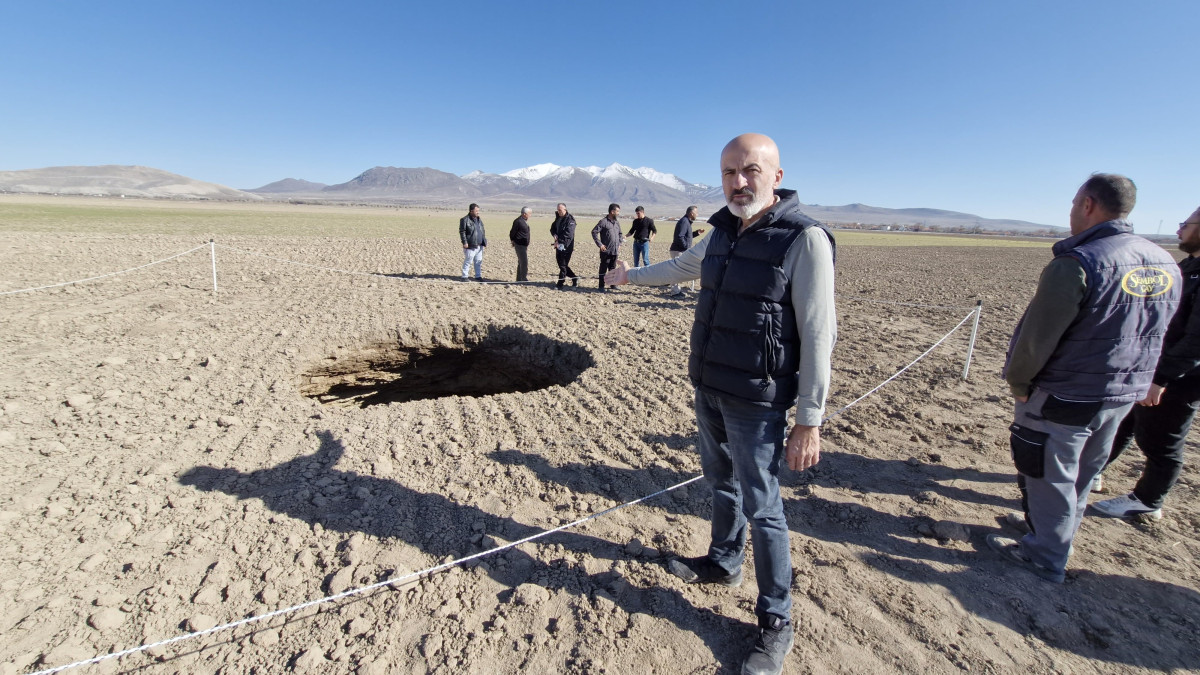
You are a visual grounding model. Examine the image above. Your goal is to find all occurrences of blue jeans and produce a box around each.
[461,247,484,279]
[694,390,792,622]
[632,240,651,267]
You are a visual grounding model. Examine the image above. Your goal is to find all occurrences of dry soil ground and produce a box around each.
[0,220,1197,674]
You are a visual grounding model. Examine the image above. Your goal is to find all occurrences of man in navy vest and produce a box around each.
[605,133,836,675]
[992,174,1180,583]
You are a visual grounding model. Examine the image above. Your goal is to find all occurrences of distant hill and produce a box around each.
[802,203,1055,233]
[322,167,482,199]
[0,165,261,200]
[246,178,327,193]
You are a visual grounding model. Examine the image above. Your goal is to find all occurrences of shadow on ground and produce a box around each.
[179,431,752,671]
[485,443,1200,670]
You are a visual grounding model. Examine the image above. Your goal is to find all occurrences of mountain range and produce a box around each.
[0,163,1060,233]
[260,162,722,207]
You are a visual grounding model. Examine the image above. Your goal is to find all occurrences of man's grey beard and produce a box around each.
[727,190,774,220]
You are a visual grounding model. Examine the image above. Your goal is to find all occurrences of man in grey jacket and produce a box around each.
[459,203,488,281]
[606,134,835,675]
[592,203,624,290]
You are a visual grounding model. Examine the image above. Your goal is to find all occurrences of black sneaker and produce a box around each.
[742,615,793,675]
[667,556,742,587]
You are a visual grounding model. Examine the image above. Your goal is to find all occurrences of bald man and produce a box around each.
[606,133,836,675]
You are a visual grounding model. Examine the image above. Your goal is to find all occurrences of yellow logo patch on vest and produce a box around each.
[1121,267,1174,297]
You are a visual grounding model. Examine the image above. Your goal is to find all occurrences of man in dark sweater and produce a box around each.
[509,206,532,282]
[626,206,657,267]
[549,203,578,289]
[592,203,623,290]
[1093,206,1200,520]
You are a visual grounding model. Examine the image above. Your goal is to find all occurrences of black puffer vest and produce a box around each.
[688,190,835,408]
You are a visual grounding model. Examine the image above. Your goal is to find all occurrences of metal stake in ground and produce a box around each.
[210,239,218,296]
[961,300,983,380]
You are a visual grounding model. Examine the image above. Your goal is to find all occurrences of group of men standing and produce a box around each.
[458,201,706,292]
[459,134,1196,675]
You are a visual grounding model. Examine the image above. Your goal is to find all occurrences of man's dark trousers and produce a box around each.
[514,245,529,282]
[556,245,577,287]
[1104,374,1200,509]
[598,253,618,289]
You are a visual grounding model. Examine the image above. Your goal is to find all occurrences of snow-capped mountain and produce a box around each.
[499,163,561,181]
[461,162,713,204]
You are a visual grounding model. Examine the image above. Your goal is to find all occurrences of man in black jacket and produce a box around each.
[669,205,705,296]
[509,207,532,281]
[1093,206,1200,520]
[459,203,487,281]
[549,203,578,289]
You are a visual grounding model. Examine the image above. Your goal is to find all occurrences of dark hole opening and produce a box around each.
[300,325,593,407]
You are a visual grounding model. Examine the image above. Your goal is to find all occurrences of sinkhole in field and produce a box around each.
[300,325,594,407]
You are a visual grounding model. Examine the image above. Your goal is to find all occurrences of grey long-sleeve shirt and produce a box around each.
[1003,257,1087,398]
[627,227,837,426]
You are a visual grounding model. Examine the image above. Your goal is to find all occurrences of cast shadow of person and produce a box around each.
[489,445,1193,667]
[488,447,954,564]
[178,430,753,671]
[375,272,468,282]
[794,446,1015,510]
[863,550,1200,670]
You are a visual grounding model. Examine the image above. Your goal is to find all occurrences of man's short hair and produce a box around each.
[557,203,567,210]
[635,206,644,213]
[521,206,532,215]
[608,203,620,214]
[469,203,479,212]
[1080,174,1137,218]
[686,205,698,216]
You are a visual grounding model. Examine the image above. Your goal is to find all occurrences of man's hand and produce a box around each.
[694,228,705,236]
[786,425,820,471]
[599,244,608,253]
[1138,383,1165,406]
[605,260,630,287]
[1014,395,1028,403]
[463,245,469,250]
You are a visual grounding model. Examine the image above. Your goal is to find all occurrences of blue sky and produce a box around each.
[1,1,1195,233]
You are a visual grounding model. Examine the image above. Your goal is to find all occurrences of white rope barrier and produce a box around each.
[0,244,209,296]
[0,239,983,309]
[29,475,705,675]
[823,310,977,422]
[30,309,979,674]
